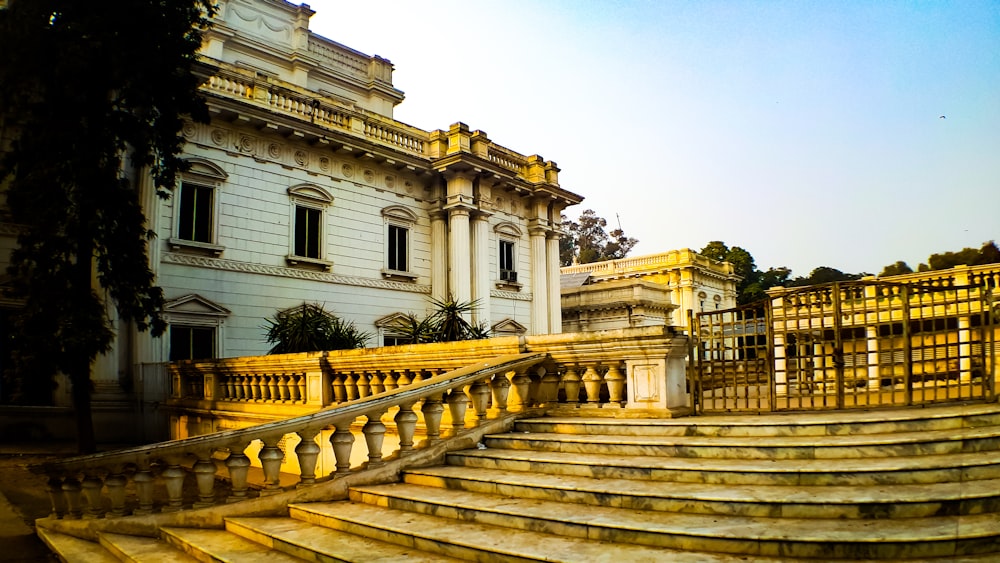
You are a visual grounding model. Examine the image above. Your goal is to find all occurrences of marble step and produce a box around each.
[160,526,305,562]
[343,481,1000,559]
[403,465,1000,518]
[224,516,465,562]
[98,532,199,562]
[484,424,1000,459]
[37,528,119,563]
[518,403,1000,437]
[288,499,783,562]
[448,447,1000,485]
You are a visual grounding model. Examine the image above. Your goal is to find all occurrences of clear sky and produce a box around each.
[307,0,999,277]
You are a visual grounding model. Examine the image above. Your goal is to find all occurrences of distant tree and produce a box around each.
[263,303,370,354]
[904,241,999,275]
[0,0,215,452]
[789,267,863,287]
[740,267,792,304]
[698,241,786,305]
[879,261,914,277]
[560,209,638,266]
[976,241,1000,265]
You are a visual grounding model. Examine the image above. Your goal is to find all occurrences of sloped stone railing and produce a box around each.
[32,353,545,521]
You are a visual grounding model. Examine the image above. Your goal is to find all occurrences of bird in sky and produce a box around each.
[939,115,946,119]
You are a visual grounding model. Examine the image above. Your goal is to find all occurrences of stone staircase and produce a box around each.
[40,402,1000,561]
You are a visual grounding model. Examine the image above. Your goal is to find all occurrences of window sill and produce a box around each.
[381,269,418,282]
[285,254,333,271]
[168,238,225,256]
[495,281,522,291]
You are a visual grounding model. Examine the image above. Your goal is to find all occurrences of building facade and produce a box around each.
[560,248,741,332]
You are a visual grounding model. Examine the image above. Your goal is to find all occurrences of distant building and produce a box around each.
[560,249,740,332]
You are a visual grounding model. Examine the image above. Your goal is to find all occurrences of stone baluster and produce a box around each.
[562,366,582,405]
[288,375,300,402]
[104,471,128,517]
[161,460,186,512]
[509,367,533,410]
[539,366,562,406]
[491,371,512,413]
[258,436,285,495]
[446,387,469,433]
[81,473,104,519]
[331,372,347,404]
[330,420,355,475]
[529,366,543,405]
[343,372,358,401]
[420,395,445,443]
[396,370,413,388]
[295,430,321,487]
[605,363,626,406]
[582,365,604,404]
[46,477,67,519]
[192,451,217,509]
[252,375,264,401]
[61,477,83,519]
[363,411,387,468]
[394,402,418,455]
[225,445,251,503]
[382,371,398,391]
[369,372,385,395]
[267,375,279,401]
[278,374,291,402]
[224,375,235,400]
[240,375,251,401]
[133,465,155,515]
[296,374,306,403]
[468,378,491,424]
[356,372,371,398]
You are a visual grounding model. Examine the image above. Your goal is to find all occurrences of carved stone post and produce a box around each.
[46,477,67,519]
[258,437,285,495]
[395,402,418,455]
[468,378,491,424]
[539,367,562,405]
[133,467,155,515]
[225,445,251,503]
[345,372,359,401]
[582,366,604,404]
[446,387,469,433]
[421,395,445,443]
[267,374,279,402]
[363,411,387,468]
[331,372,347,404]
[104,473,128,517]
[161,462,186,512]
[81,474,103,519]
[382,371,397,391]
[491,371,512,413]
[510,368,532,410]
[356,372,371,398]
[562,366,582,405]
[331,421,355,475]
[61,477,82,519]
[605,363,626,406]
[192,453,217,508]
[295,430,321,487]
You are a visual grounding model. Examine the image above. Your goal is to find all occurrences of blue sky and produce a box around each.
[308,0,999,276]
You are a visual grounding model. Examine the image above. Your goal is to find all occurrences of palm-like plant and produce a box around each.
[263,303,370,354]
[387,296,490,344]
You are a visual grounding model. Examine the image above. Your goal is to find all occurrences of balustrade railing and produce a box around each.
[33,327,689,520]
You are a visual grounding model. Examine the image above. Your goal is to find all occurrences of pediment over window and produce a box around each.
[288,183,333,204]
[494,221,523,238]
[381,205,418,224]
[374,312,412,328]
[163,294,230,317]
[183,157,228,181]
[491,318,527,335]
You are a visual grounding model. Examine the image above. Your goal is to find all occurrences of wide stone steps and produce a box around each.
[402,465,1000,518]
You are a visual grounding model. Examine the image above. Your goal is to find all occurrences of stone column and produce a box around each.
[529,224,549,335]
[430,210,448,301]
[448,208,472,307]
[471,212,491,328]
[547,231,562,333]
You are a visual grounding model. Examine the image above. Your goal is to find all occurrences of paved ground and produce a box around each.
[0,444,75,562]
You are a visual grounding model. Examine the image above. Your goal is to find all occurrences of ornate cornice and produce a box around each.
[162,252,432,294]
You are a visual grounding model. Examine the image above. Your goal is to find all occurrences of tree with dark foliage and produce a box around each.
[0,0,215,452]
[560,209,638,266]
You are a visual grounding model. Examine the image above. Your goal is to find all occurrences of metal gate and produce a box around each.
[692,281,996,413]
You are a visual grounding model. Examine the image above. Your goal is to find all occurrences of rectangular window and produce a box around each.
[177,182,213,243]
[294,205,322,259]
[499,240,516,282]
[169,326,215,361]
[388,224,408,271]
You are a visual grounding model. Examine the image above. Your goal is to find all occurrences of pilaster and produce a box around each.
[547,231,562,333]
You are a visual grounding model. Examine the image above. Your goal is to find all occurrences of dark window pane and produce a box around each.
[295,206,321,258]
[388,225,407,271]
[170,326,215,361]
[178,183,212,242]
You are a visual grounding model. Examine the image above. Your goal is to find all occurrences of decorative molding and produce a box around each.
[491,288,532,301]
[162,252,432,294]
